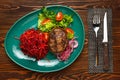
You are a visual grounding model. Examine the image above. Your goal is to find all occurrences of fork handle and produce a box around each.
[95,37,99,66]
[103,42,109,71]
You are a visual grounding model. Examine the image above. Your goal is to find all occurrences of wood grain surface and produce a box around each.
[0,0,120,80]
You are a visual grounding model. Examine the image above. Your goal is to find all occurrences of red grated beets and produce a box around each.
[20,29,48,60]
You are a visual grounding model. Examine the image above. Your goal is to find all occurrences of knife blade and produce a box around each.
[103,12,108,43]
[102,12,109,71]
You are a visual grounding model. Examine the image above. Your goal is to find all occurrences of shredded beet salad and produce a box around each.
[20,29,48,60]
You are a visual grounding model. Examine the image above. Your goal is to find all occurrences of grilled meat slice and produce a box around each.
[48,28,68,54]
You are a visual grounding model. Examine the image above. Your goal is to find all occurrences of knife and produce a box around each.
[102,12,109,71]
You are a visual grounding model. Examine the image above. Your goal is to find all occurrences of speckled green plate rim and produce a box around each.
[4,5,85,73]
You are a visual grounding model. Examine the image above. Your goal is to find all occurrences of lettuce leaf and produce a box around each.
[42,7,56,19]
[38,21,56,32]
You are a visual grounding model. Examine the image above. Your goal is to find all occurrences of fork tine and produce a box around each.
[93,15,97,24]
[98,15,100,23]
[97,15,100,24]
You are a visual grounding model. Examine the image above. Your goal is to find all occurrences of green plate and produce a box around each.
[4,5,85,72]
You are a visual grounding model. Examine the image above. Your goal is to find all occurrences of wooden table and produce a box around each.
[0,0,120,80]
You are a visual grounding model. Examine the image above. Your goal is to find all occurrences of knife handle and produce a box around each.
[103,42,109,71]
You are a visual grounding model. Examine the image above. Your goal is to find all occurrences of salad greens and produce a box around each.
[57,14,73,28]
[38,7,73,32]
[42,7,56,19]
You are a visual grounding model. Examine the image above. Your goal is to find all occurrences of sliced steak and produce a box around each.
[48,28,68,54]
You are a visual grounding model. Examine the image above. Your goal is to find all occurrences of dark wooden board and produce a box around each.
[0,0,120,80]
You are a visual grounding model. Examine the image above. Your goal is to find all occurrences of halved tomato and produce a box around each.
[56,12,63,21]
[43,32,49,41]
[41,19,51,25]
[65,28,74,34]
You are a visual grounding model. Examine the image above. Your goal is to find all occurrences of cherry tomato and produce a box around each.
[56,12,63,21]
[41,19,51,25]
[65,28,74,34]
[43,32,49,41]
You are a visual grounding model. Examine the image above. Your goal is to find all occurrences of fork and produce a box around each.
[93,14,101,67]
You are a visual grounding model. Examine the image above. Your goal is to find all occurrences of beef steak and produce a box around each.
[48,28,68,54]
